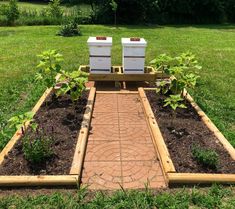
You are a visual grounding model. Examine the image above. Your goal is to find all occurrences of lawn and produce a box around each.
[0,184,235,208]
[0,24,234,150]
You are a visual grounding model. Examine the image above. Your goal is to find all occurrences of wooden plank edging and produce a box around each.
[142,87,235,184]
[168,173,235,184]
[183,89,235,160]
[0,175,79,186]
[0,87,54,165]
[70,87,96,176]
[138,88,176,174]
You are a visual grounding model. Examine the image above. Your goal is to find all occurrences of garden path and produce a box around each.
[81,92,166,190]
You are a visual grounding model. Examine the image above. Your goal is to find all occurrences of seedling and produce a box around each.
[8,111,37,135]
[164,94,186,124]
[35,49,63,88]
[192,145,219,169]
[56,70,88,102]
[164,94,187,111]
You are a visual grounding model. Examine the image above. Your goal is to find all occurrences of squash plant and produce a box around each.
[35,49,63,88]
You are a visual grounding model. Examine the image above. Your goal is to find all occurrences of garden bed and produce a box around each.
[139,88,235,184]
[0,87,96,186]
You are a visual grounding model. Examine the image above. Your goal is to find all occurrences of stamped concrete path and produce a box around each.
[81,92,166,190]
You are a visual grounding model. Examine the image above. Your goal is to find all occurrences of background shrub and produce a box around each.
[57,19,82,36]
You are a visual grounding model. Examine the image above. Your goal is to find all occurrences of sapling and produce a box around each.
[8,111,37,135]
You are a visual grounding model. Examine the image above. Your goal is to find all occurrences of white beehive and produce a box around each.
[121,38,147,74]
[87,36,112,74]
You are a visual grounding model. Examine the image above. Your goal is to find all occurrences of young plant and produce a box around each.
[164,94,187,111]
[8,111,37,135]
[150,52,201,96]
[35,49,63,88]
[192,145,219,169]
[56,70,88,102]
[164,94,186,123]
[23,133,53,164]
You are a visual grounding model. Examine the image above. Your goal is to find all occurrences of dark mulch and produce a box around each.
[146,90,235,173]
[0,91,89,175]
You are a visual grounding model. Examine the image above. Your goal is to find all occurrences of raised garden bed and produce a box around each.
[0,87,96,186]
[139,87,235,184]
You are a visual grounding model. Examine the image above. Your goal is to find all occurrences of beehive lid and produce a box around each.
[121,38,147,47]
[87,37,112,46]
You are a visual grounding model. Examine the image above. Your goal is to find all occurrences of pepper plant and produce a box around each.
[8,111,37,135]
[35,49,63,88]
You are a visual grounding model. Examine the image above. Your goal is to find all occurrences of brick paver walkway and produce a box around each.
[81,93,166,190]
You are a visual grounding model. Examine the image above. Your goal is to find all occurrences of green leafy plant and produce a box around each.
[35,50,63,88]
[150,52,201,96]
[56,70,88,102]
[48,0,63,18]
[164,94,186,111]
[0,0,19,25]
[192,145,219,169]
[8,111,37,135]
[23,134,53,163]
[57,20,82,37]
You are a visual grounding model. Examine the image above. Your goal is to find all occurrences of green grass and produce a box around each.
[0,184,235,208]
[0,24,235,150]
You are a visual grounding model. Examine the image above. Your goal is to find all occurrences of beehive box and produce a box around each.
[87,37,112,74]
[122,38,147,74]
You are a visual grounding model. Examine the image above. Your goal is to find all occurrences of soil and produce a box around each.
[146,90,235,174]
[0,91,89,175]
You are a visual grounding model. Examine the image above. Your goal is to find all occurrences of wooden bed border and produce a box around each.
[0,85,96,187]
[139,87,235,184]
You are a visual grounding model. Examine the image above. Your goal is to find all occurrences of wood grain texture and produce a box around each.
[168,173,235,184]
[79,65,169,81]
[70,87,96,176]
[138,88,176,174]
[183,89,235,160]
[0,175,79,186]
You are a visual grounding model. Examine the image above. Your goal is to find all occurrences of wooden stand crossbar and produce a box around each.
[139,87,235,185]
[79,65,169,82]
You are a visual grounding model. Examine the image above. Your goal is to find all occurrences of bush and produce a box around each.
[192,145,219,169]
[23,134,53,164]
[48,0,63,18]
[0,0,19,25]
[57,20,82,36]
